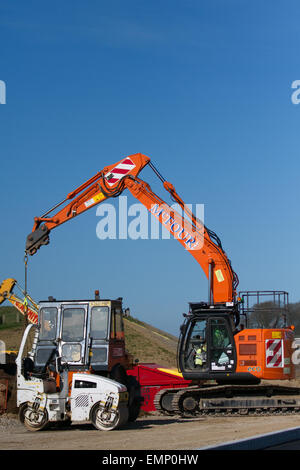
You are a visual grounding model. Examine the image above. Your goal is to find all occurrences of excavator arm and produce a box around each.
[25,153,238,304]
[25,153,150,256]
[0,278,38,324]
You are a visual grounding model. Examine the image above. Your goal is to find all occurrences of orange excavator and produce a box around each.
[25,153,300,416]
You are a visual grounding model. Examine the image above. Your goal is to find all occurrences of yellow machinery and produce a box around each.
[0,278,38,324]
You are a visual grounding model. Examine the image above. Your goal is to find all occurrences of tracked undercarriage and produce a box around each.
[154,383,300,417]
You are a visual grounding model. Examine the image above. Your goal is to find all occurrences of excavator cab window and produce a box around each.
[210,318,234,371]
[183,319,209,371]
[180,314,236,376]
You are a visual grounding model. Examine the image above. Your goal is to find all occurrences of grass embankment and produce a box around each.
[0,306,24,331]
[124,316,177,368]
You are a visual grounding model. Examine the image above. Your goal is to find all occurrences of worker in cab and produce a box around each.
[194,338,207,368]
[43,318,55,339]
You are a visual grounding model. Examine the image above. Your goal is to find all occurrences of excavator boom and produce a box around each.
[25,153,237,304]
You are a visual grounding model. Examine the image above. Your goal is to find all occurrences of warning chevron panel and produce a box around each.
[105,158,136,186]
[266,339,284,368]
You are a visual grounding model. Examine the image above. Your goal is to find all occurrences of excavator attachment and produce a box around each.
[26,224,50,256]
[0,278,17,304]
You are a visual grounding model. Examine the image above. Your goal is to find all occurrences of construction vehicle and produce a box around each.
[0,277,193,419]
[13,291,145,431]
[0,277,143,428]
[24,153,300,417]
[16,322,129,431]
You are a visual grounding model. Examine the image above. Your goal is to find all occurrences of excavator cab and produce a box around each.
[179,304,236,380]
[178,302,260,384]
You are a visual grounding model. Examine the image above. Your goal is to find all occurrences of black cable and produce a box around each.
[148,161,166,183]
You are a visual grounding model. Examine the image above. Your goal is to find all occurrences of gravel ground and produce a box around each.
[1,412,300,450]
[0,413,21,432]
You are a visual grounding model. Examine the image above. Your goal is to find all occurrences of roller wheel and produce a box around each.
[19,403,49,432]
[91,404,128,431]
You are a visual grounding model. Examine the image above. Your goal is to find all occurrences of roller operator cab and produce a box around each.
[178,302,295,385]
[34,297,131,377]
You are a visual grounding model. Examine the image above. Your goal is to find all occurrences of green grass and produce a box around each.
[0,322,22,331]
[125,315,178,341]
[0,306,23,330]
[125,315,145,327]
[124,318,177,367]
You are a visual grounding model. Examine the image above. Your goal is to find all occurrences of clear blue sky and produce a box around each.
[1,0,300,335]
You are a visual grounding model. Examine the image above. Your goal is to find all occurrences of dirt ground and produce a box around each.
[0,325,24,351]
[1,412,300,450]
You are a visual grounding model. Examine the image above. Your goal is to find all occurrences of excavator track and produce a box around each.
[153,386,200,415]
[154,384,300,417]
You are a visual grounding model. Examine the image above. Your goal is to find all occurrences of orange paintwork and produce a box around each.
[234,328,295,380]
[55,370,90,395]
[32,153,150,232]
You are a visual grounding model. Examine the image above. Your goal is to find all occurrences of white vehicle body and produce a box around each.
[16,324,129,431]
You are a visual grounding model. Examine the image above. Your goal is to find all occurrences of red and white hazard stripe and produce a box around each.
[14,300,38,324]
[105,157,136,187]
[265,339,284,368]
